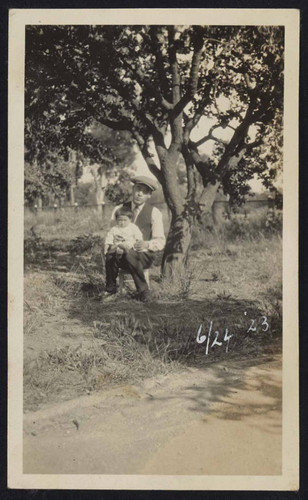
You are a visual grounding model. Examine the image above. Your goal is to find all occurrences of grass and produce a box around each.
[24,316,180,411]
[24,291,281,412]
[25,203,171,241]
[24,273,68,336]
[24,206,112,241]
[151,264,198,302]
[23,208,282,412]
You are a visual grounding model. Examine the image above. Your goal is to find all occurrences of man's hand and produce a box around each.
[134,240,149,252]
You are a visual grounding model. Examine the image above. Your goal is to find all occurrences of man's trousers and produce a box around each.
[105,249,155,293]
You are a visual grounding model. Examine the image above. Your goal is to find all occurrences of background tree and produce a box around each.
[26,25,284,274]
[84,123,136,212]
[24,151,76,206]
[25,78,136,207]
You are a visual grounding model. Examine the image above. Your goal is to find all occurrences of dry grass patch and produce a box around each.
[25,206,113,241]
[23,215,282,412]
[24,273,68,336]
[24,317,180,411]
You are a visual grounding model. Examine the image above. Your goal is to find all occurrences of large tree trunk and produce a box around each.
[153,142,220,277]
[198,181,222,227]
[198,181,221,215]
[161,214,193,278]
[161,182,220,277]
[155,146,194,278]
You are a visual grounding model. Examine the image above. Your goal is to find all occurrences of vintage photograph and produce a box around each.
[8,9,299,490]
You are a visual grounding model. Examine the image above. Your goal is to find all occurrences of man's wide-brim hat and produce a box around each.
[131,175,158,192]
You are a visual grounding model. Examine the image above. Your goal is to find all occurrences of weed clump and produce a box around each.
[151,265,197,302]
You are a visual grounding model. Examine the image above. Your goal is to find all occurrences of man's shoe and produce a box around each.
[102,289,117,301]
[138,290,151,303]
[105,287,117,295]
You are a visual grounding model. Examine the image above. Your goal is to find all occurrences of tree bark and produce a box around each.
[148,143,191,277]
[161,214,193,279]
[198,181,221,215]
[161,180,221,277]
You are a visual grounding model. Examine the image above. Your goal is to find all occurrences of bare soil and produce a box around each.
[24,353,282,475]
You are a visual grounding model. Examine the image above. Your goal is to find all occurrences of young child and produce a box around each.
[104,207,143,295]
[104,206,143,257]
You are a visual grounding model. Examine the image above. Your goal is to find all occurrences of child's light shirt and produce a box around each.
[104,222,143,254]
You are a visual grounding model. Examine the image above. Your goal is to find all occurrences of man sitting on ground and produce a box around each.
[105,175,166,302]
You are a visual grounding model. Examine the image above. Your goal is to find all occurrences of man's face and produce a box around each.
[132,184,152,206]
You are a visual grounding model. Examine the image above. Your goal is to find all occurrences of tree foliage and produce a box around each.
[104,170,134,205]
[25,24,284,267]
[26,24,283,204]
[24,154,75,204]
[25,28,137,203]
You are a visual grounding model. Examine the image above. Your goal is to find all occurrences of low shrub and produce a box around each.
[151,265,197,302]
[67,234,104,255]
[191,209,282,250]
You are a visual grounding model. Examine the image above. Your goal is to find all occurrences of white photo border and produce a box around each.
[8,8,299,490]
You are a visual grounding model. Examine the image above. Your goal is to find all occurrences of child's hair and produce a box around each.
[114,206,134,220]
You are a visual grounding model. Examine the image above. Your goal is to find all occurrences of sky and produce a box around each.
[80,101,282,194]
[80,138,267,194]
[130,115,268,194]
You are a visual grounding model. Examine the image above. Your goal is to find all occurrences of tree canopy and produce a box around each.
[25,24,284,268]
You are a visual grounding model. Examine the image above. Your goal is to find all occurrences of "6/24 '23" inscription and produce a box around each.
[196,313,270,355]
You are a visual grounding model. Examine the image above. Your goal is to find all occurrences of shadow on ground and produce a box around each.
[25,250,98,273]
[143,354,282,432]
[68,293,259,331]
[24,246,282,370]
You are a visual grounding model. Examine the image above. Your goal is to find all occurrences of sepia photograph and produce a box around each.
[8,8,299,490]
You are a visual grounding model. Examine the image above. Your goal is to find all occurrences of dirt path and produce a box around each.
[23,353,282,475]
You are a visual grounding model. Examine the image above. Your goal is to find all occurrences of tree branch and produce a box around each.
[167,26,181,105]
[62,39,160,139]
[105,71,167,143]
[167,26,183,145]
[172,26,204,117]
[66,90,133,132]
[120,57,173,111]
[187,145,215,186]
[244,73,256,91]
[132,133,163,184]
[92,115,132,131]
[225,63,256,92]
[215,105,256,177]
[183,87,212,143]
[149,26,171,100]
[149,26,170,102]
[194,124,227,148]
[60,85,133,133]
[245,138,263,151]
[45,44,136,134]
[233,137,264,157]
